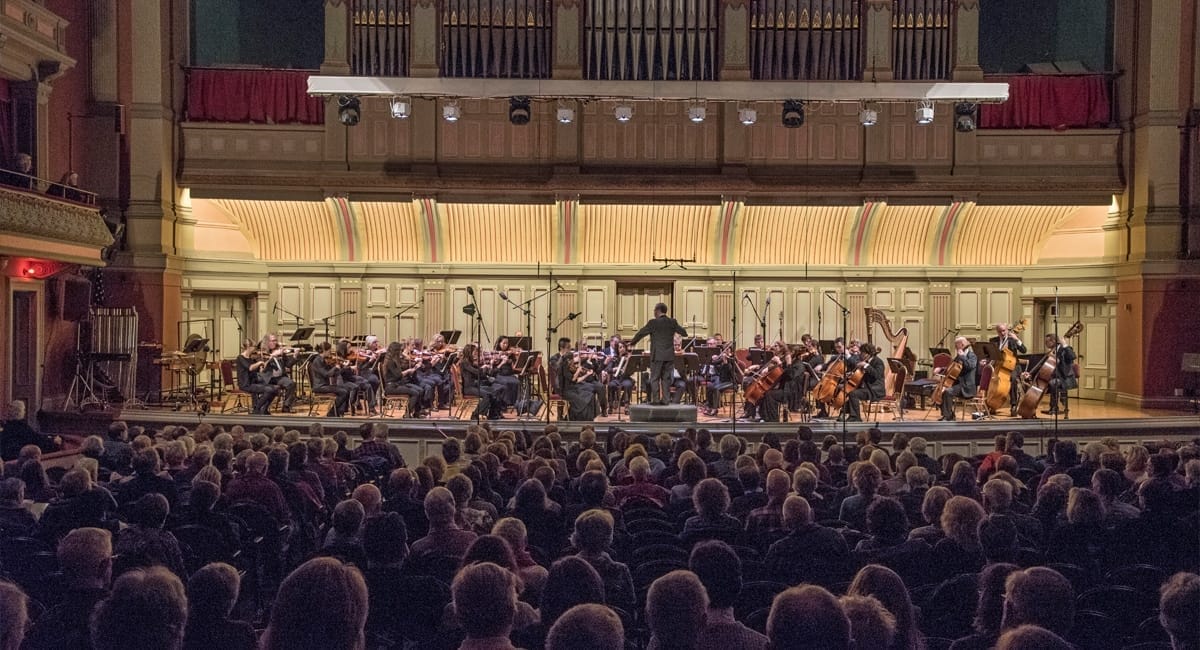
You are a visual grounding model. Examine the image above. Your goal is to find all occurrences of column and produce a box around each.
[321,0,352,75]
[719,0,751,81]
[951,0,982,81]
[410,0,440,77]
[552,0,583,79]
[864,0,893,81]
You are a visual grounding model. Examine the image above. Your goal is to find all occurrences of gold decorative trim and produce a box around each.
[0,189,113,249]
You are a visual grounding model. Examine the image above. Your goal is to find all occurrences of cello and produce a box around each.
[1016,321,1083,419]
[930,359,963,407]
[743,356,783,405]
[984,318,1027,412]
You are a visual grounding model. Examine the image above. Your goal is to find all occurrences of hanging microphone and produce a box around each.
[466,286,475,296]
[766,296,772,306]
[568,312,579,320]
[348,310,357,315]
[499,292,508,301]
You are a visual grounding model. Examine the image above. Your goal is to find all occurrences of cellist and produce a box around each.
[841,342,886,423]
[939,337,979,422]
[989,323,1027,416]
[1021,333,1077,416]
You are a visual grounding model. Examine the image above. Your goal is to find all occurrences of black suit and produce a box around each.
[844,355,885,421]
[940,347,978,420]
[1032,344,1077,412]
[989,334,1027,409]
[629,314,688,404]
[310,355,350,416]
[235,355,279,415]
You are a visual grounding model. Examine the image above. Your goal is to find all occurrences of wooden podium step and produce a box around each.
[628,403,698,423]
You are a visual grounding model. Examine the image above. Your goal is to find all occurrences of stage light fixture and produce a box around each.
[859,105,878,126]
[781,99,805,129]
[737,106,757,125]
[915,100,935,125]
[955,102,977,132]
[556,101,574,124]
[389,96,411,119]
[614,104,633,123]
[687,101,706,123]
[443,100,461,122]
[337,95,361,126]
[509,96,531,125]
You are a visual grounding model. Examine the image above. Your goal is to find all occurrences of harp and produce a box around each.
[865,307,916,398]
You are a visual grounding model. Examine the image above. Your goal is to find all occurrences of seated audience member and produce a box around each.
[766,495,850,585]
[114,493,185,577]
[613,456,671,508]
[1091,468,1140,523]
[46,170,86,201]
[709,435,741,479]
[261,557,368,650]
[493,517,549,601]
[37,468,113,543]
[1159,572,1200,650]
[0,400,59,460]
[360,512,450,643]
[949,562,1020,650]
[19,459,57,503]
[0,579,28,650]
[671,452,707,505]
[729,465,765,517]
[745,469,791,537]
[999,567,1075,640]
[573,508,635,612]
[932,496,986,579]
[448,473,495,535]
[689,540,770,650]
[855,496,925,559]
[840,595,898,650]
[546,603,624,650]
[452,562,524,650]
[767,585,852,650]
[839,462,882,532]
[978,514,1020,564]
[182,562,255,650]
[353,422,405,470]
[646,570,709,650]
[681,478,742,545]
[321,499,368,566]
[384,467,429,540]
[115,448,179,508]
[177,479,240,558]
[515,556,606,650]
[446,535,540,633]
[846,564,924,650]
[89,566,187,650]
[513,478,565,555]
[411,486,477,561]
[0,152,34,189]
[21,527,113,649]
[0,477,36,537]
[995,625,1073,650]
[981,478,1043,545]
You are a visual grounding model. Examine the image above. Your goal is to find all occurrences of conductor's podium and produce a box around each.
[628,403,697,423]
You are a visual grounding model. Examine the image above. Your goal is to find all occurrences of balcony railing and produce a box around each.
[0,170,97,206]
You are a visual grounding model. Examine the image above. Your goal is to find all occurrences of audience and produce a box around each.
[573,508,636,611]
[999,567,1075,639]
[90,566,187,650]
[182,562,255,650]
[646,569,708,650]
[767,584,851,650]
[22,527,113,649]
[261,557,368,650]
[453,562,524,650]
[546,603,624,650]
[689,540,769,649]
[0,579,27,650]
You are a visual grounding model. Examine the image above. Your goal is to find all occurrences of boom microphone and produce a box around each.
[466,286,475,296]
[765,296,772,306]
[499,292,508,301]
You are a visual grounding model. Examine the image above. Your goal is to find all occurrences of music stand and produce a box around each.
[749,348,772,365]
[681,337,704,351]
[675,352,701,404]
[440,330,463,345]
[183,337,209,354]
[290,327,315,344]
[515,351,541,374]
[818,340,837,355]
[928,347,951,358]
[625,353,650,408]
[694,346,719,366]
[972,342,1001,366]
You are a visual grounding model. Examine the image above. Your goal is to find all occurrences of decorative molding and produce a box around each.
[0,189,113,249]
[866,0,891,11]
[954,0,979,10]
[722,0,751,9]
[554,0,581,7]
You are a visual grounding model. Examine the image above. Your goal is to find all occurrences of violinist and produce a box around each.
[461,343,504,420]
[259,333,297,413]
[358,335,384,406]
[1022,333,1077,416]
[699,338,736,417]
[607,340,635,413]
[382,340,429,417]
[310,342,351,416]
[490,336,521,408]
[560,352,600,421]
[576,341,610,415]
[938,336,978,422]
[990,323,1027,415]
[336,338,375,416]
[842,342,886,423]
[416,336,454,410]
[237,339,279,415]
[755,341,793,422]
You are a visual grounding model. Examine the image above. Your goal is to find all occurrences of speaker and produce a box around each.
[61,277,92,321]
[629,404,698,423]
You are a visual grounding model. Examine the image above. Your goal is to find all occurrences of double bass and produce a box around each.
[1016,321,1083,419]
[984,318,1028,412]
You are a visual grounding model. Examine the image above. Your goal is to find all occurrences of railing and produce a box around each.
[584,0,720,81]
[750,0,863,80]
[352,0,412,76]
[891,0,952,80]
[0,170,97,205]
[440,0,553,78]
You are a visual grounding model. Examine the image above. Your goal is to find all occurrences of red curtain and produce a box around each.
[980,75,1111,130]
[185,68,325,125]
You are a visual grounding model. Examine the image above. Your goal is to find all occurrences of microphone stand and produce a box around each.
[731,269,739,430]
[743,294,766,346]
[825,292,851,447]
[936,328,957,348]
[316,310,356,345]
[1053,288,1061,434]
[467,290,489,350]
[392,297,423,319]
[278,305,305,326]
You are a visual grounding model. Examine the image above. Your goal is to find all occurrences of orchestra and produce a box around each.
[229,308,1074,423]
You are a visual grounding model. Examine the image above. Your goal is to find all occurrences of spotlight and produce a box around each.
[614,104,633,123]
[687,101,706,123]
[955,102,977,132]
[443,100,461,123]
[556,101,574,124]
[859,105,878,127]
[781,100,805,129]
[915,100,935,125]
[737,107,757,126]
[337,95,361,126]
[509,96,531,125]
[389,96,410,119]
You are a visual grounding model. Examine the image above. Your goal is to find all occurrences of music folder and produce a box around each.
[818,340,837,355]
[971,341,1002,364]
[440,330,463,344]
[514,351,540,373]
[290,327,315,342]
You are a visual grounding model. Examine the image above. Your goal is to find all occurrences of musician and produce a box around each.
[460,344,504,420]
[560,353,600,420]
[382,341,429,417]
[259,334,297,413]
[602,335,623,357]
[1022,333,1078,416]
[416,336,454,410]
[358,334,384,397]
[628,303,688,406]
[990,323,1027,415]
[236,339,279,415]
[490,336,522,407]
[700,339,736,416]
[842,342,886,423]
[336,339,375,416]
[310,342,351,417]
[576,341,610,415]
[607,341,635,412]
[756,342,795,422]
[939,336,979,422]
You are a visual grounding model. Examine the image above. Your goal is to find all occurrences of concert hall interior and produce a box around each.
[2,3,1200,650]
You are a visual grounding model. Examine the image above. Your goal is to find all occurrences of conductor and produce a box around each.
[629,302,688,405]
